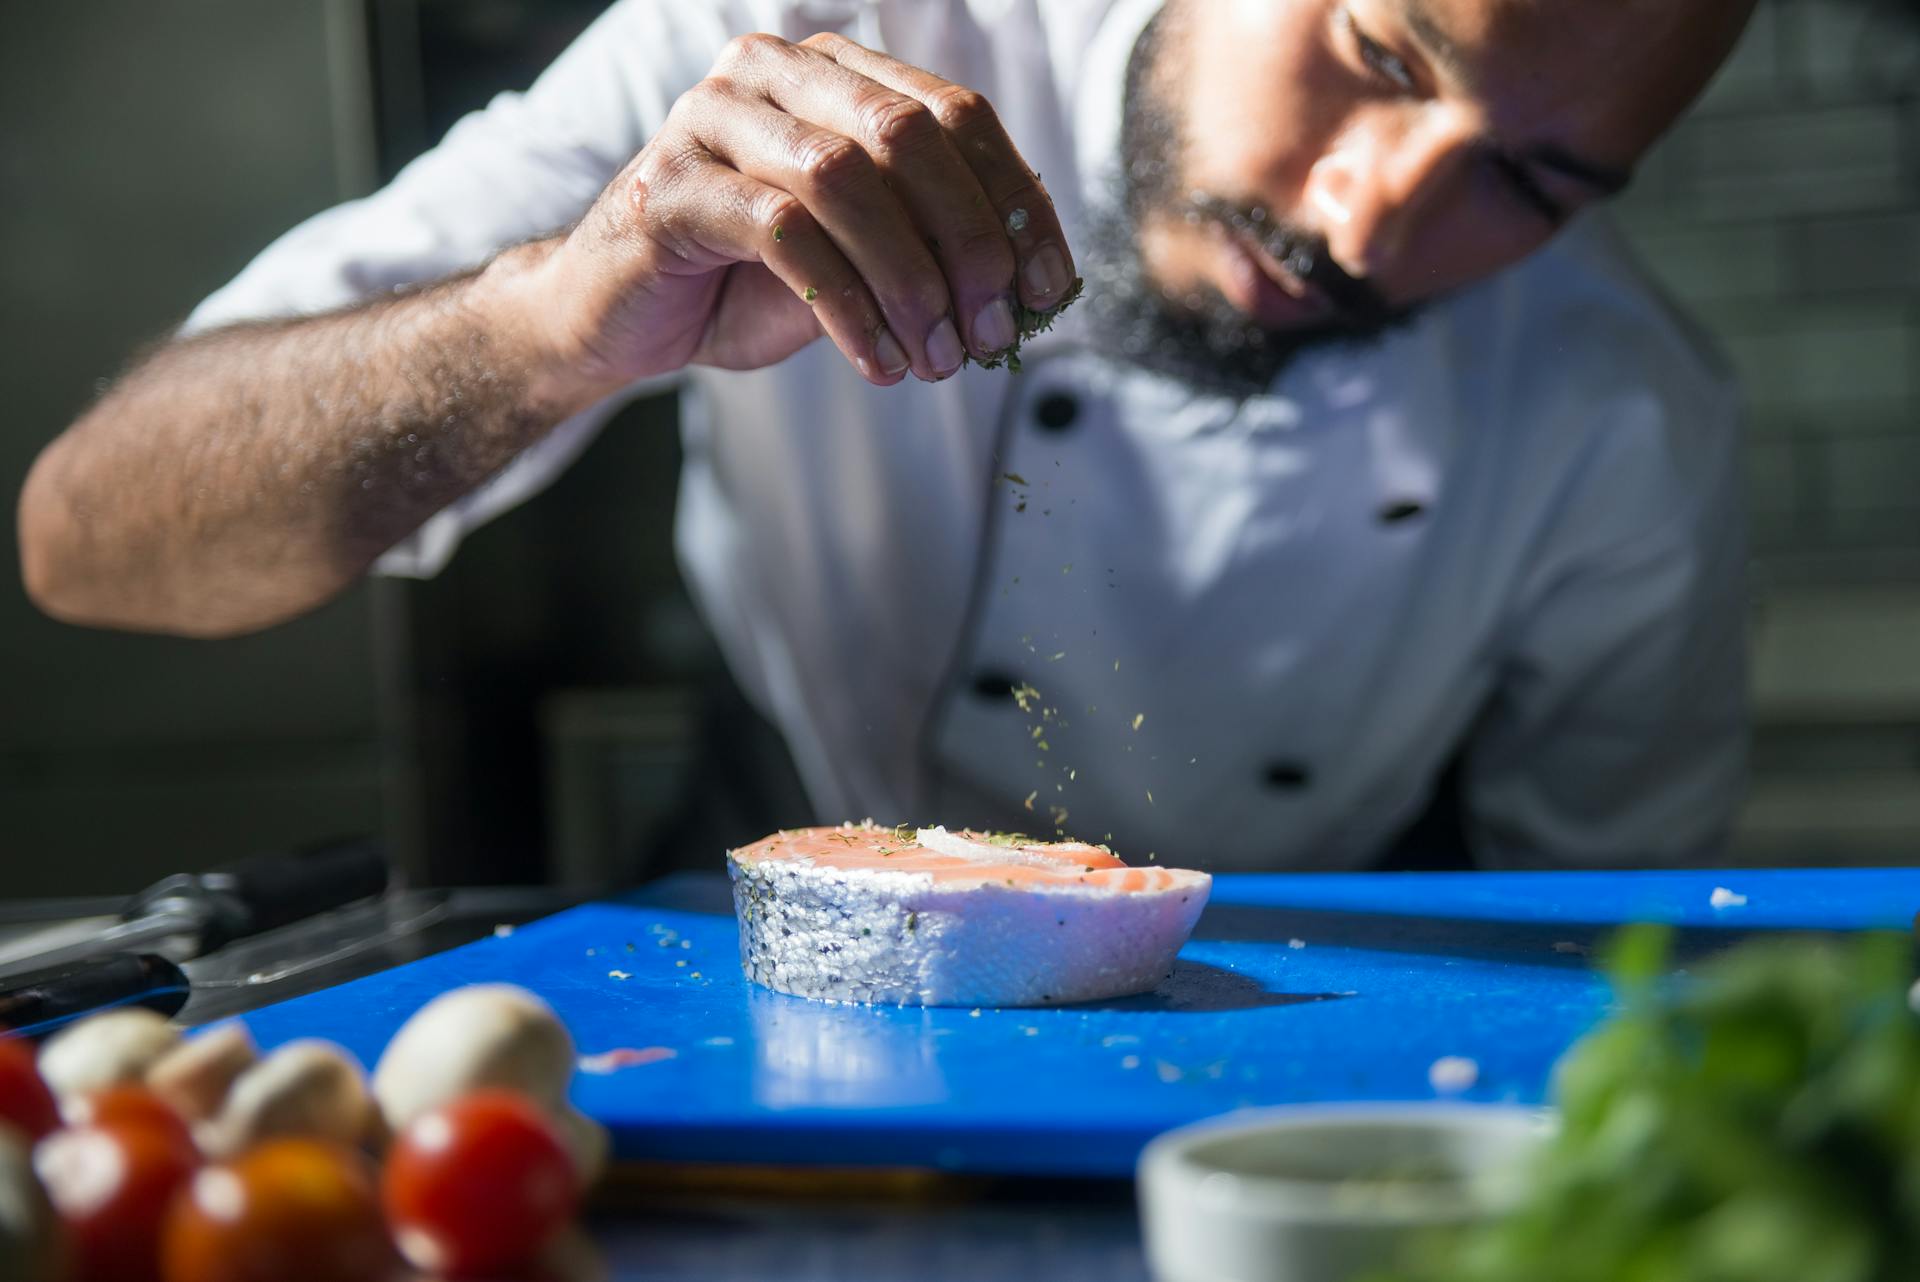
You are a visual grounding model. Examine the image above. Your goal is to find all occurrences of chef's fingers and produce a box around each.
[677,73,966,379]
[802,31,1076,316]
[639,142,911,385]
[710,33,1016,362]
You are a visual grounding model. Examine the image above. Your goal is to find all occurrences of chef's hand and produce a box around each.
[533,32,1076,396]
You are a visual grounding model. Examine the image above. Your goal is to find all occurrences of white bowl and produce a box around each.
[1138,1104,1551,1282]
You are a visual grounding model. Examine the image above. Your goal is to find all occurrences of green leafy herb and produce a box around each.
[1376,926,1920,1282]
[803,285,818,302]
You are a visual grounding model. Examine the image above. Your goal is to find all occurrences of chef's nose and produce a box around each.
[1303,107,1478,281]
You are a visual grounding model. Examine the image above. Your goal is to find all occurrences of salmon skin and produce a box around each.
[727,822,1212,1007]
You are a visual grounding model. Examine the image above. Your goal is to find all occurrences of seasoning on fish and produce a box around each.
[727,822,1211,1006]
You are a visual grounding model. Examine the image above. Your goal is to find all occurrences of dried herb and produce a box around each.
[968,275,1086,373]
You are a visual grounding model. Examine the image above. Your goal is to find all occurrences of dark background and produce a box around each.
[3,0,1917,897]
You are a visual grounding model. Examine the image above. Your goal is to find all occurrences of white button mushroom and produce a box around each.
[146,1023,259,1123]
[201,1040,372,1159]
[37,1008,181,1104]
[372,985,607,1181]
[0,1127,59,1282]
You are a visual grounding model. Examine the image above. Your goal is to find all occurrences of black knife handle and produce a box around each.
[125,836,390,954]
[0,953,189,1039]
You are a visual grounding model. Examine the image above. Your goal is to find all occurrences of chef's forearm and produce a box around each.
[17,239,592,638]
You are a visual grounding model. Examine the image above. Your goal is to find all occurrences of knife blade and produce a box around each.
[0,836,389,981]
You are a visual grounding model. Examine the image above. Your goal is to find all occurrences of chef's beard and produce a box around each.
[1082,5,1421,399]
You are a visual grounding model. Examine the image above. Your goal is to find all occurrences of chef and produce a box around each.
[18,0,1757,870]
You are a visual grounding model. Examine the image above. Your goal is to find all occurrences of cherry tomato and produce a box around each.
[382,1090,581,1278]
[0,1036,60,1142]
[65,1084,197,1156]
[161,1138,395,1282]
[35,1122,199,1282]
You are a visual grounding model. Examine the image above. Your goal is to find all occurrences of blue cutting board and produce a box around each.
[229,868,1920,1177]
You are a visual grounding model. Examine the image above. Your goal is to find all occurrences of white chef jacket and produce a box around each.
[182,0,1748,870]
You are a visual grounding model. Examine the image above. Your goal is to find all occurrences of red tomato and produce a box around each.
[35,1122,199,1282]
[66,1085,197,1156]
[0,1036,60,1142]
[161,1139,396,1282]
[382,1090,581,1278]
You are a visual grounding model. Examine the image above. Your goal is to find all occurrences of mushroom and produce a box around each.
[36,1008,180,1103]
[146,1023,259,1123]
[201,1040,372,1159]
[0,1127,60,1282]
[372,985,606,1181]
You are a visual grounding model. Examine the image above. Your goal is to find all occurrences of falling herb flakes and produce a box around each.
[1048,650,1067,662]
[1011,682,1041,713]
[967,276,1086,373]
[1132,713,1145,731]
[1001,471,1030,486]
[1023,790,1038,811]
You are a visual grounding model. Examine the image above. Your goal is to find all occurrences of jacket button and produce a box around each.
[970,669,1024,701]
[1378,499,1426,524]
[1264,761,1312,790]
[1033,392,1079,432]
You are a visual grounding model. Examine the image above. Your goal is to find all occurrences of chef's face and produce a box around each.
[1115,0,1752,373]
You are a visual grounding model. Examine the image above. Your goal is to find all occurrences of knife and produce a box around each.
[0,836,389,980]
[0,953,191,1038]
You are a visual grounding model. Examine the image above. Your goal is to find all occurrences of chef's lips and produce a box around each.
[1187,195,1402,334]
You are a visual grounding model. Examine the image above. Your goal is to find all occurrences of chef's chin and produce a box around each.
[1080,195,1414,400]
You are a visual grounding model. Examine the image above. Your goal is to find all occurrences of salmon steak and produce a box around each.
[727,822,1212,1006]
